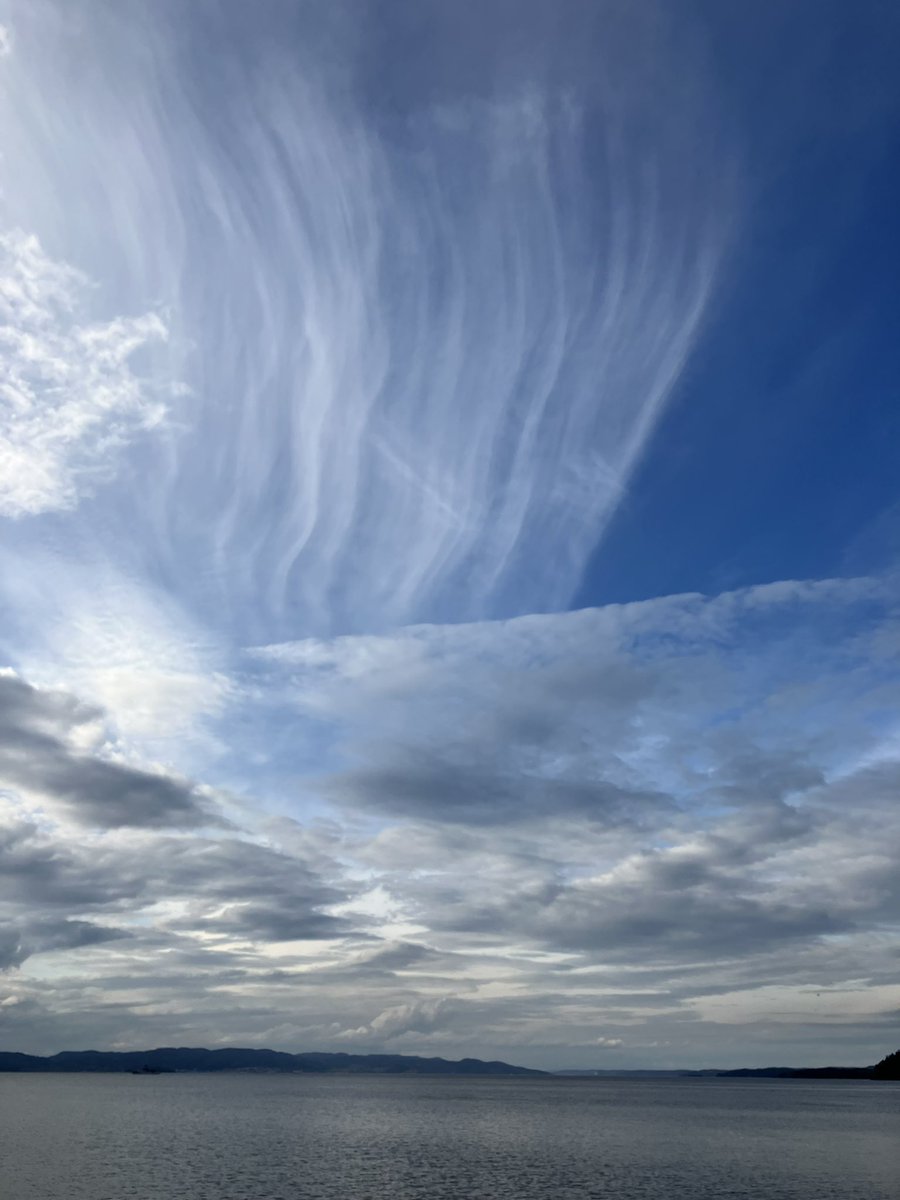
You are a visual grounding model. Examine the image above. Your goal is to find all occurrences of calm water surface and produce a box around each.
[1,1073,898,1200]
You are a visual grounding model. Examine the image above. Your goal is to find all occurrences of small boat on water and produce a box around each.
[130,1065,164,1075]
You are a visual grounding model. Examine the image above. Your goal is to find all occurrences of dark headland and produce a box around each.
[0,1047,545,1075]
[0,1047,897,1078]
[557,1048,900,1081]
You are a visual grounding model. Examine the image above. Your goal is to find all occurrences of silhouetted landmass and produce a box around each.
[872,1049,900,1080]
[718,1066,874,1079]
[2,1047,897,1079]
[556,1069,716,1078]
[0,1047,545,1076]
[556,1053,900,1081]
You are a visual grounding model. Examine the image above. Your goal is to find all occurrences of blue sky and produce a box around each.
[580,1,900,608]
[0,0,898,1068]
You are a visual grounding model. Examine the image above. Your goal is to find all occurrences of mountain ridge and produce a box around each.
[555,1050,900,1081]
[0,1046,546,1076]
[1,1047,897,1079]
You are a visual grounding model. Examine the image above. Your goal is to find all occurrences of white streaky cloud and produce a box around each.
[692,982,900,1026]
[171,70,732,635]
[0,230,168,518]
[0,24,10,57]
[337,997,465,1044]
[0,1,737,638]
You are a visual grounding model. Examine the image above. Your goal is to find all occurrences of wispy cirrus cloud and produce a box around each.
[0,0,736,637]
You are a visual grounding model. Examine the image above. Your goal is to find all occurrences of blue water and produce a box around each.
[1,1073,898,1199]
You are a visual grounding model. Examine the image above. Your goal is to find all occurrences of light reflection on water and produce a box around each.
[1,1074,898,1200]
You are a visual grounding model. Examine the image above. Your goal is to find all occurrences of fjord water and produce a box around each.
[2,1074,898,1200]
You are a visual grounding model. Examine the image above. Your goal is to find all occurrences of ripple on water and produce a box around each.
[1,1074,898,1200]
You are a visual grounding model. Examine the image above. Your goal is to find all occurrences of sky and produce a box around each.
[0,0,898,1070]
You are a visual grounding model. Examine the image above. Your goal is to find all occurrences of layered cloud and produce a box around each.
[2,577,898,1066]
[0,671,223,828]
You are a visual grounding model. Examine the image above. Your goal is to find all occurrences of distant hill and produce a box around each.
[717,1066,874,1079]
[0,1047,546,1076]
[555,1069,716,1078]
[555,1050,900,1081]
[717,1049,898,1080]
[3,1046,896,1080]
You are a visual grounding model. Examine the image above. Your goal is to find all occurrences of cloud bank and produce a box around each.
[3,578,898,1067]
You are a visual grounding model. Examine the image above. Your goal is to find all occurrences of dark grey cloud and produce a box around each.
[0,674,224,828]
[0,815,356,940]
[304,595,877,832]
[0,794,366,990]
[326,751,672,828]
[0,916,127,970]
[352,940,434,973]
[533,875,848,962]
[188,902,352,944]
[386,796,864,966]
[341,747,899,1045]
